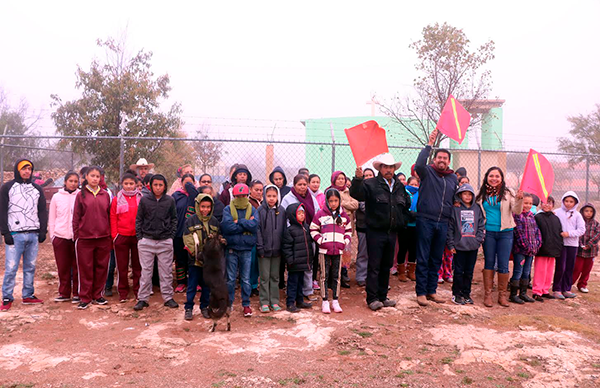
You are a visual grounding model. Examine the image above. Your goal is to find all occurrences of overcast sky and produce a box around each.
[1,0,599,151]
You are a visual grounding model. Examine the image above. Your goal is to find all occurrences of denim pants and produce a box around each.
[2,232,39,301]
[452,250,478,298]
[483,230,513,274]
[185,265,210,310]
[415,218,448,296]
[250,246,259,290]
[286,271,304,307]
[355,231,368,283]
[511,253,533,281]
[226,249,252,307]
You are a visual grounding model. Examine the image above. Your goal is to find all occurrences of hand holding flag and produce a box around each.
[436,95,471,144]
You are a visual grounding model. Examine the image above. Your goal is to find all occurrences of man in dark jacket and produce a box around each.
[414,129,458,306]
[0,159,47,311]
[350,154,410,311]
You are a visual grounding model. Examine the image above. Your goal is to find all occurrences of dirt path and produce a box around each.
[2,244,600,388]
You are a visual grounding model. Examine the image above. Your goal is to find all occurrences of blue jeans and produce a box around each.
[415,218,448,296]
[511,253,533,281]
[250,246,259,290]
[185,266,210,310]
[483,230,513,274]
[226,249,252,307]
[2,232,39,301]
[286,271,304,307]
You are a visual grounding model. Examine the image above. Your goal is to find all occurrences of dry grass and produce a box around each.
[493,314,600,342]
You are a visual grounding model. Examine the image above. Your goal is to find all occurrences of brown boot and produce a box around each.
[407,263,417,281]
[497,273,510,307]
[483,269,494,308]
[397,263,408,282]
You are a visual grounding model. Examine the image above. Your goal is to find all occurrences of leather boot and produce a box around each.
[509,280,524,304]
[407,263,417,281]
[497,273,510,307]
[397,263,408,282]
[519,279,535,303]
[483,269,494,308]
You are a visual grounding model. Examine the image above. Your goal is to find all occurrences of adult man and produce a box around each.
[350,154,410,311]
[0,159,48,311]
[414,129,458,306]
[130,158,155,180]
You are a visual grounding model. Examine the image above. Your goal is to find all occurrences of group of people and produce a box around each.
[1,133,598,318]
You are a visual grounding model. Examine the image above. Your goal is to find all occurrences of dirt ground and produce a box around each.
[1,243,600,388]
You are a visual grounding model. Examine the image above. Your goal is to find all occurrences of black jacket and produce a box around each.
[349,173,410,232]
[257,201,286,258]
[355,202,367,232]
[135,193,177,240]
[535,211,563,258]
[281,203,313,272]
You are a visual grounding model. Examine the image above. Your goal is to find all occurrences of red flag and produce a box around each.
[344,120,389,166]
[519,149,554,202]
[436,95,471,144]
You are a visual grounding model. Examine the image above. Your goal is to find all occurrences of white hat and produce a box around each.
[372,153,402,171]
[130,158,155,170]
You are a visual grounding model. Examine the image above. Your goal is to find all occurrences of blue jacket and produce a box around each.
[171,182,199,237]
[415,146,457,223]
[221,204,259,251]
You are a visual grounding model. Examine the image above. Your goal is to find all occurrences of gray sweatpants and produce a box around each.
[137,238,174,302]
[355,231,368,282]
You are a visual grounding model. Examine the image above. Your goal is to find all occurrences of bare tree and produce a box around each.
[192,124,226,173]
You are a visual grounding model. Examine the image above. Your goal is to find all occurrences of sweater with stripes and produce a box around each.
[310,206,352,255]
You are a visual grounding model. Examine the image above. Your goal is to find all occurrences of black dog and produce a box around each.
[202,236,230,332]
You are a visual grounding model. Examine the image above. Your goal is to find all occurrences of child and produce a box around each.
[49,171,80,302]
[310,189,352,313]
[446,184,485,305]
[510,193,542,304]
[110,172,142,303]
[282,203,314,313]
[134,174,179,311]
[397,176,419,282]
[572,203,600,293]
[72,166,112,310]
[182,194,222,320]
[256,185,286,312]
[172,174,199,293]
[248,180,264,297]
[532,196,563,302]
[221,183,259,317]
[553,191,586,299]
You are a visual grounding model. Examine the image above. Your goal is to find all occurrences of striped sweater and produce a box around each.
[310,206,352,255]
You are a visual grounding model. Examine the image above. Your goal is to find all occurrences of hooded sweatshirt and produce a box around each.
[182,194,221,267]
[578,203,600,258]
[0,159,47,236]
[256,185,286,258]
[48,188,80,240]
[135,174,177,240]
[269,166,291,198]
[310,191,352,255]
[219,164,253,206]
[554,191,586,247]
[281,203,313,272]
[446,184,485,252]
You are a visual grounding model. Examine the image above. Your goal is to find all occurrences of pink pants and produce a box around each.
[438,247,453,281]
[532,256,555,296]
[572,256,594,289]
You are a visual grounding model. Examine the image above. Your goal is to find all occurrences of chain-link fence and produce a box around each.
[0,134,597,205]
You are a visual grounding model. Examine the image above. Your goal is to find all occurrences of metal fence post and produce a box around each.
[586,155,590,203]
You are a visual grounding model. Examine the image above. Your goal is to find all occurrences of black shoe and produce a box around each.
[77,302,90,310]
[509,282,524,304]
[287,305,299,313]
[542,293,556,299]
[533,294,544,302]
[184,309,193,320]
[201,308,210,319]
[463,297,474,305]
[341,267,350,283]
[93,297,108,305]
[452,295,465,305]
[164,299,179,308]
[250,288,260,297]
[356,280,366,287]
[297,301,312,309]
[279,282,286,290]
[341,280,350,289]
[133,301,149,311]
[104,288,113,297]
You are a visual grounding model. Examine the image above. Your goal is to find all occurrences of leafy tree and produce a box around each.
[51,37,183,182]
[379,22,495,147]
[191,127,226,173]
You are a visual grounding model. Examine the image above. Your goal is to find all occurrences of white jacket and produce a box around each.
[554,191,586,247]
[48,188,80,240]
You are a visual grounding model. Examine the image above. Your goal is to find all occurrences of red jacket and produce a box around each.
[110,195,138,239]
[72,187,111,240]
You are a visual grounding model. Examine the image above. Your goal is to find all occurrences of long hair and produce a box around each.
[476,167,506,203]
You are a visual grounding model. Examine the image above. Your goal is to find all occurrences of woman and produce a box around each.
[476,167,523,308]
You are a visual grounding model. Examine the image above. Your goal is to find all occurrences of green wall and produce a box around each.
[481,108,503,150]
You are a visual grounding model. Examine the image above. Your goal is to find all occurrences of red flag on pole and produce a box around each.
[436,95,471,144]
[519,149,554,202]
[344,120,389,166]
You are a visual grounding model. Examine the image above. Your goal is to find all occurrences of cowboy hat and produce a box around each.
[372,153,402,171]
[130,158,155,170]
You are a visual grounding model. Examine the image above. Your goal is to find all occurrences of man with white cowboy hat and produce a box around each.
[130,158,155,179]
[350,152,410,311]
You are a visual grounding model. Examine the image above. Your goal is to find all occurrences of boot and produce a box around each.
[341,267,350,288]
[483,269,494,308]
[519,279,535,303]
[407,263,417,281]
[497,273,510,307]
[509,280,524,304]
[397,263,408,282]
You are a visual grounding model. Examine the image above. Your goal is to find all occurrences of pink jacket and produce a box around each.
[48,188,80,240]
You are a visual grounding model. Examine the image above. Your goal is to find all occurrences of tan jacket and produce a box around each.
[340,188,359,213]
[478,188,523,231]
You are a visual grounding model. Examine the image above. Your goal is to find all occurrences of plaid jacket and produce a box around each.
[578,218,600,258]
[513,211,542,256]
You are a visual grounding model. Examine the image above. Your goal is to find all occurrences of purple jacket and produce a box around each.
[309,206,352,255]
[513,211,542,256]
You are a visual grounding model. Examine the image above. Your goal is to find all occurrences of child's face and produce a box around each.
[541,201,554,212]
[408,179,419,188]
[65,175,79,191]
[563,196,576,210]
[328,195,340,211]
[460,191,473,204]
[522,196,533,213]
[265,189,278,207]
[296,209,305,223]
[122,178,136,191]
[236,172,247,184]
[309,177,320,192]
[136,181,143,190]
[459,177,469,186]
[583,207,594,219]
[251,184,263,200]
[152,180,166,196]
[199,201,212,217]
[87,170,101,188]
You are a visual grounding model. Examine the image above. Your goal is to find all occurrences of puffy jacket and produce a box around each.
[281,203,313,272]
[48,188,79,240]
[221,202,259,251]
[182,194,221,267]
[414,146,458,222]
[554,191,586,247]
[446,184,485,252]
[256,185,286,258]
[269,166,291,198]
[535,210,563,258]
[578,203,600,258]
[349,173,410,232]
[135,193,177,240]
[310,205,352,255]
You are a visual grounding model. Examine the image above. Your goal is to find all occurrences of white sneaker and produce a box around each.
[331,300,343,313]
[579,287,589,293]
[322,301,331,314]
[437,278,444,284]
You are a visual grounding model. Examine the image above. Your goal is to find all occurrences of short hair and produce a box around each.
[434,148,452,160]
[293,174,308,185]
[121,172,138,184]
[523,192,533,200]
[298,168,309,175]
[250,180,263,189]
[545,196,555,205]
[456,167,467,177]
[142,174,154,185]
[308,174,320,182]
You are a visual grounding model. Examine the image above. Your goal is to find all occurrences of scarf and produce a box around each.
[327,171,347,192]
[406,185,418,195]
[230,196,253,221]
[291,186,315,224]
[429,164,455,177]
[116,188,142,214]
[485,184,500,197]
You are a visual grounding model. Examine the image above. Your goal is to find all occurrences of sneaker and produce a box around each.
[184,309,193,321]
[251,288,259,297]
[445,277,454,283]
[260,305,270,313]
[306,294,318,302]
[201,308,210,319]
[463,297,474,305]
[533,294,544,302]
[322,301,331,314]
[452,295,465,305]
[562,291,576,299]
[287,305,299,313]
[579,287,589,293]
[437,278,444,284]
[390,268,398,275]
[1,299,13,312]
[174,284,186,293]
[312,280,321,290]
[331,300,343,313]
[383,299,397,307]
[71,296,81,304]
[271,304,282,312]
[119,299,128,303]
[368,300,384,311]
[243,306,252,317]
[77,302,90,310]
[297,301,312,309]
[22,296,43,305]
[552,292,566,300]
[164,299,179,308]
[542,293,556,299]
[54,296,71,302]
[133,301,149,311]
[93,297,108,305]
[104,288,113,297]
